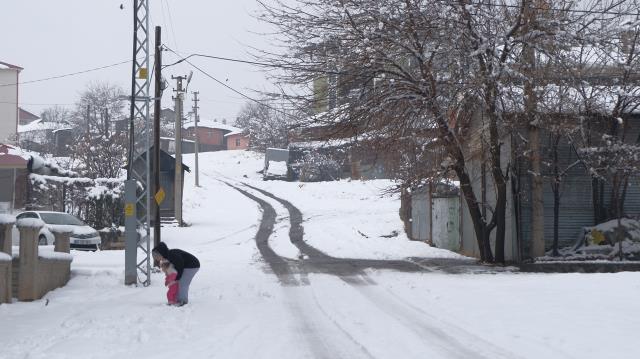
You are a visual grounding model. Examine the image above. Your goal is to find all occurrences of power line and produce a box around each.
[0,60,132,87]
[162,51,342,75]
[163,48,640,86]
[162,0,180,52]
[163,47,297,119]
[0,100,74,106]
[165,48,263,103]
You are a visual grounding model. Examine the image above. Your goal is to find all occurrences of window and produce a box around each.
[235,138,241,147]
[39,213,85,226]
[17,212,38,220]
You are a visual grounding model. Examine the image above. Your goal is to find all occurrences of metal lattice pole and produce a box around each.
[125,0,152,286]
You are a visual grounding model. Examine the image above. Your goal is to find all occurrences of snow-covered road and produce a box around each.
[1,151,639,359]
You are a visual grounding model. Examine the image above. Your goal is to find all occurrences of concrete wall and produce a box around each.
[0,68,19,144]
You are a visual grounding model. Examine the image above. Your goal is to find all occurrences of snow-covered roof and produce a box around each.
[19,108,40,122]
[186,119,241,132]
[18,119,72,133]
[0,144,31,165]
[224,130,246,137]
[160,136,195,143]
[0,61,22,71]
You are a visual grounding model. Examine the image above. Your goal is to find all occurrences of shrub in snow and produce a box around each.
[580,218,640,247]
[296,152,341,182]
[28,174,124,230]
[541,218,640,261]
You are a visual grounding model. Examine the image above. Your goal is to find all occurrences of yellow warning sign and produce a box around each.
[138,68,148,79]
[155,188,166,205]
[125,203,135,217]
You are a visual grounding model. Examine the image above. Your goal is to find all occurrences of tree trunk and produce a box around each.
[592,177,600,225]
[552,137,560,256]
[493,180,507,263]
[529,125,546,257]
[454,160,493,262]
[488,112,507,263]
[552,184,560,256]
[438,109,494,262]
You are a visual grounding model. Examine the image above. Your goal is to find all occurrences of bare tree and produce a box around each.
[235,100,291,152]
[68,82,128,179]
[259,0,640,262]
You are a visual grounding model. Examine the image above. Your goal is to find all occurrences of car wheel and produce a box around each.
[38,235,48,245]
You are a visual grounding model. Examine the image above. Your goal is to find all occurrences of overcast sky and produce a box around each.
[0,0,276,122]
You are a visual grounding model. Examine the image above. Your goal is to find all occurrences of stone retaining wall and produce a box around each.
[0,258,10,304]
[0,221,13,304]
[34,257,72,299]
[0,219,73,304]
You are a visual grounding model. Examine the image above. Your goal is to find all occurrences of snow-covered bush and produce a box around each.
[28,174,124,230]
[296,152,341,182]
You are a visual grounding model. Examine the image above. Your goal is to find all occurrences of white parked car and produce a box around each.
[12,211,101,251]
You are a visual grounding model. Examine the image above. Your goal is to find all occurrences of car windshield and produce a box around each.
[39,213,85,226]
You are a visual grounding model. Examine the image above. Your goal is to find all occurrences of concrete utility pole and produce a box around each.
[172,75,187,226]
[153,26,162,247]
[192,91,200,187]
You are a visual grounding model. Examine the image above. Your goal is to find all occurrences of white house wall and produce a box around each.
[0,69,18,144]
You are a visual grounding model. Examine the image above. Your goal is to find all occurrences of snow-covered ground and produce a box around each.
[1,150,639,359]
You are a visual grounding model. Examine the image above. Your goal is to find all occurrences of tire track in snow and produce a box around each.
[222,181,377,358]
[243,183,521,359]
[223,182,299,286]
[242,183,421,279]
[285,286,377,359]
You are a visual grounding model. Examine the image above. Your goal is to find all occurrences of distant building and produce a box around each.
[0,61,22,144]
[18,108,39,126]
[225,130,249,150]
[0,144,28,212]
[184,119,242,152]
[18,118,73,155]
